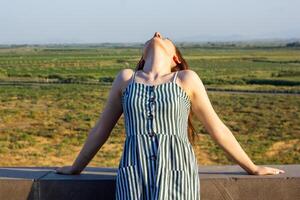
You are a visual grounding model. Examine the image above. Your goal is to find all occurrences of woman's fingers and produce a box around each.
[54,167,63,174]
[265,167,285,175]
[271,167,285,174]
[54,166,81,175]
[55,166,71,174]
[254,166,285,175]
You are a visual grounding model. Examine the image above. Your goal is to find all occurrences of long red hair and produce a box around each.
[134,46,197,144]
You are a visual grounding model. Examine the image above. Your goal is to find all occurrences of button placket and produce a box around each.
[148,86,157,163]
[147,86,156,137]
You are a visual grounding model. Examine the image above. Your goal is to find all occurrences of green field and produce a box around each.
[0,45,299,167]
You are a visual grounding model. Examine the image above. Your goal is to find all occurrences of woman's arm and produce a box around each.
[185,70,284,175]
[56,69,130,174]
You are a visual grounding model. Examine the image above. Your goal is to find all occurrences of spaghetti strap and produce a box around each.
[173,71,178,83]
[131,70,137,84]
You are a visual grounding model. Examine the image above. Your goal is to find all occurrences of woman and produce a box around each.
[55,32,285,199]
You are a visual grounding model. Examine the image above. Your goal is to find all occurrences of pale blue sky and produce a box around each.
[0,0,299,44]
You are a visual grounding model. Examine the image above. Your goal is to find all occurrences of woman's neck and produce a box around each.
[143,49,172,76]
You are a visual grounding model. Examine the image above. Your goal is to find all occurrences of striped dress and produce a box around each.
[115,70,200,200]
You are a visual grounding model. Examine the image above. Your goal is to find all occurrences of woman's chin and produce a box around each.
[144,39,169,54]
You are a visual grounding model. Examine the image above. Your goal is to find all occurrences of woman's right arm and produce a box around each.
[56,69,132,174]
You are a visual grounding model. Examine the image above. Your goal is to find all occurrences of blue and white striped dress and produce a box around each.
[115,69,200,200]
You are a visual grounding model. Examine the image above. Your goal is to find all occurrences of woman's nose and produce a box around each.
[154,32,161,38]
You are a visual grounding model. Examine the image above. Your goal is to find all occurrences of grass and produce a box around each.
[0,83,299,167]
[0,46,299,167]
[1,47,300,87]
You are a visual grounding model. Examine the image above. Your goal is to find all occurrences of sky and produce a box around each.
[0,0,299,44]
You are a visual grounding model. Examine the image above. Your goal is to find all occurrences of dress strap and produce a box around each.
[173,71,178,83]
[131,70,137,84]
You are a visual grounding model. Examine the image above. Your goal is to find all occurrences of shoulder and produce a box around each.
[117,68,135,81]
[177,69,205,99]
[113,68,135,86]
[115,68,136,94]
[178,69,201,82]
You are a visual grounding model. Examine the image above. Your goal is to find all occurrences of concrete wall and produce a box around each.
[0,164,299,200]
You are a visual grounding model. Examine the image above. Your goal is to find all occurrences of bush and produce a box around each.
[47,74,92,83]
[99,76,114,83]
[286,42,300,47]
[275,70,300,77]
[243,78,300,86]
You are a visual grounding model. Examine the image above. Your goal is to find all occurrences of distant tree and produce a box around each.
[286,42,300,47]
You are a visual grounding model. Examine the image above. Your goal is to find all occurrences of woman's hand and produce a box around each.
[249,165,285,175]
[55,166,82,175]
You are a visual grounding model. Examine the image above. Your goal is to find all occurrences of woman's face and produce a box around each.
[142,32,176,60]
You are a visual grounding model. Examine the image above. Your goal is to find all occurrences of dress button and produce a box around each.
[149,96,155,102]
[150,102,155,110]
[150,155,156,160]
[147,114,153,119]
[148,131,155,137]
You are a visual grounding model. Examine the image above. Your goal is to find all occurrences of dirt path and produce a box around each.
[0,81,300,95]
[208,88,300,95]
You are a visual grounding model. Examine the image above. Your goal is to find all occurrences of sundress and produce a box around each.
[115,69,200,200]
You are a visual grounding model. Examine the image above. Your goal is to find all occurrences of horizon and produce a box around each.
[1,37,300,46]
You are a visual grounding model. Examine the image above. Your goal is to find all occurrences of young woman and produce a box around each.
[55,32,285,199]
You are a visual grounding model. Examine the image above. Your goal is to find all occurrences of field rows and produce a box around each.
[0,47,299,166]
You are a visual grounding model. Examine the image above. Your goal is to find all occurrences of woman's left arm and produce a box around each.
[185,70,285,175]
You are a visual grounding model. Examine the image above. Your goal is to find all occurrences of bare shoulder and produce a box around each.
[178,69,201,81]
[116,68,135,94]
[177,69,204,99]
[119,68,135,80]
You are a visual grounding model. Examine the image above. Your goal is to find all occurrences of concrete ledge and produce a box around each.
[0,164,299,200]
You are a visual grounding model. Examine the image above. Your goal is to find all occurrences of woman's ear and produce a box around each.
[173,55,181,64]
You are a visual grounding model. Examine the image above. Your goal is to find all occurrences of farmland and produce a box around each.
[0,45,299,167]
